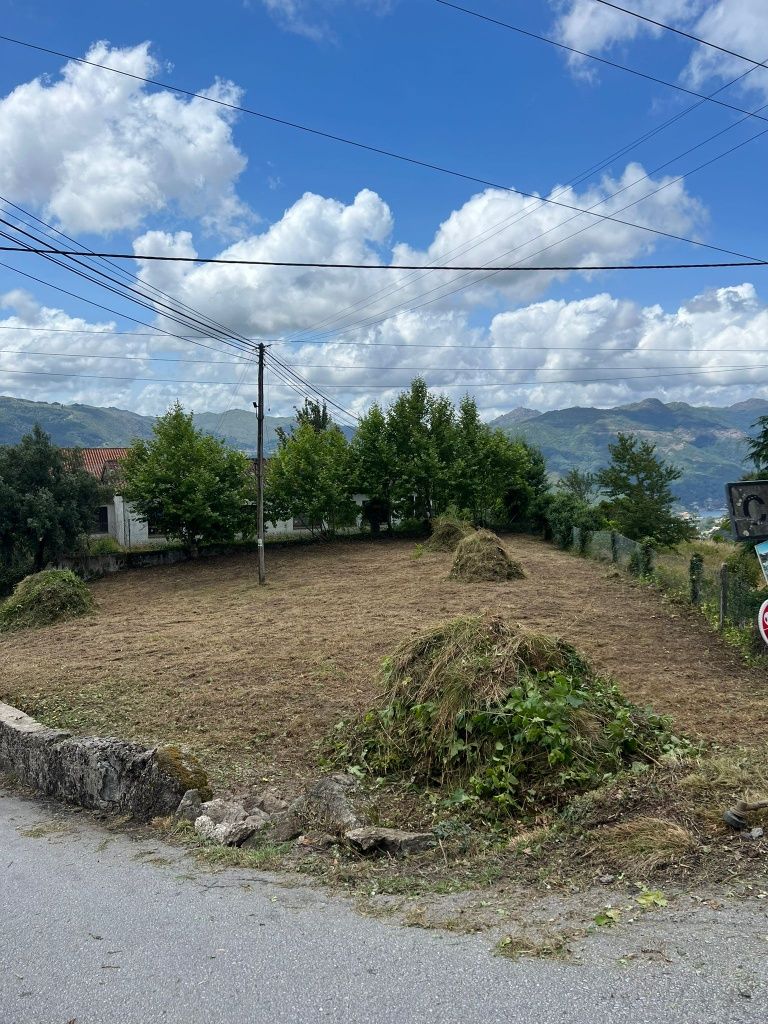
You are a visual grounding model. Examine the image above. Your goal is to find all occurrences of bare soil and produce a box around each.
[1,536,766,789]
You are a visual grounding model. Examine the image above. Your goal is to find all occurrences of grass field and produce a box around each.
[2,535,766,794]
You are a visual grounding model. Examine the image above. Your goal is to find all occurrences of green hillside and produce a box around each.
[496,397,767,511]
[2,394,765,511]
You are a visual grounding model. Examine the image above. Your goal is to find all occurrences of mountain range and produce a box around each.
[1,393,764,512]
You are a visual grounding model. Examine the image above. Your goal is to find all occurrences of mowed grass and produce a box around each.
[1,536,766,791]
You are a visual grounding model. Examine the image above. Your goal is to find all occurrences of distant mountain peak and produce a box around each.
[489,407,541,428]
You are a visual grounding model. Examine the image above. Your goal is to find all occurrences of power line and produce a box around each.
[590,0,768,68]
[0,207,361,423]
[5,363,768,388]
[433,0,768,124]
[0,246,763,271]
[0,32,756,263]
[5,347,764,373]
[5,329,768,356]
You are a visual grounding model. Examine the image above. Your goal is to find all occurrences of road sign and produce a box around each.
[758,599,768,647]
[725,480,768,541]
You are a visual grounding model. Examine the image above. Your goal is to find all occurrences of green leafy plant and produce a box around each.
[332,614,686,817]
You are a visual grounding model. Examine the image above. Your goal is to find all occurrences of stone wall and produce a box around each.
[0,702,209,820]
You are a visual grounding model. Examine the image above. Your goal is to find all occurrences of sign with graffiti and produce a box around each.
[725,481,768,541]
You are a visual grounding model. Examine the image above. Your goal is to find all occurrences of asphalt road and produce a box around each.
[1,789,766,1024]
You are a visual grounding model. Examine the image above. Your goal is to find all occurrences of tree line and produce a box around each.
[6,377,764,592]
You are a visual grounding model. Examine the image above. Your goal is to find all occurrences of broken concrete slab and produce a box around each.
[345,826,435,857]
[199,797,248,825]
[0,701,210,821]
[194,814,254,847]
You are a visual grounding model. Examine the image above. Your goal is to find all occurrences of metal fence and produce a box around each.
[571,527,646,570]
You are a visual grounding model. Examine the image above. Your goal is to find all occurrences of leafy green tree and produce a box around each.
[745,415,768,475]
[121,403,256,555]
[265,421,358,537]
[597,432,695,546]
[557,467,599,504]
[384,378,456,522]
[543,492,607,548]
[349,403,395,531]
[0,425,102,588]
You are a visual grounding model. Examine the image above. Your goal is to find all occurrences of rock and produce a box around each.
[345,826,435,856]
[176,789,203,822]
[199,798,247,825]
[238,810,272,848]
[245,788,290,816]
[194,814,255,847]
[272,774,362,842]
[296,832,338,852]
[747,826,764,840]
[0,701,210,822]
[599,874,616,885]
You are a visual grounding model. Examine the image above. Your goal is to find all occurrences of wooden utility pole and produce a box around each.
[256,342,266,585]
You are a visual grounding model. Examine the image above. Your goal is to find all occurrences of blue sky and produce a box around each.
[0,0,767,421]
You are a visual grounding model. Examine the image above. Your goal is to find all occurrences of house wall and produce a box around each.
[108,496,151,548]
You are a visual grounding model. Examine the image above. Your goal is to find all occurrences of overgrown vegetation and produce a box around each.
[333,614,686,817]
[0,426,103,594]
[449,530,525,582]
[0,569,94,632]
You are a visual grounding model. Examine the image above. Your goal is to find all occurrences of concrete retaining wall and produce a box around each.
[0,702,209,820]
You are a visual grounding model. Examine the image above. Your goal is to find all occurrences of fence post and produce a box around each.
[718,562,728,629]
[610,531,618,564]
[689,553,703,606]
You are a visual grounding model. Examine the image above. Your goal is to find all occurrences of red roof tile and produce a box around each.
[72,448,130,479]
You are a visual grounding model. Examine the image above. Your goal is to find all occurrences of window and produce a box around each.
[93,506,109,534]
[292,515,321,531]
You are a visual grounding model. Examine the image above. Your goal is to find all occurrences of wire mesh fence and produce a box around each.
[571,527,646,570]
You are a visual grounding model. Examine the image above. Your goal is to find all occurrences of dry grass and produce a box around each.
[425,514,473,553]
[592,816,699,875]
[450,530,525,582]
[1,535,767,793]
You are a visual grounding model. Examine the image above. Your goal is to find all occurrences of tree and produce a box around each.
[597,432,695,546]
[0,426,102,588]
[276,398,331,445]
[265,421,358,537]
[746,415,768,475]
[121,403,256,554]
[349,403,395,531]
[384,378,455,522]
[557,467,599,504]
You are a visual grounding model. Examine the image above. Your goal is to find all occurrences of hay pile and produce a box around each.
[0,569,94,632]
[336,614,681,814]
[425,512,473,552]
[450,529,525,581]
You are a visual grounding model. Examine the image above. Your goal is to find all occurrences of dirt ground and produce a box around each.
[1,535,766,788]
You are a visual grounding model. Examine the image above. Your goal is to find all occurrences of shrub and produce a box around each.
[543,493,606,549]
[333,614,684,816]
[450,530,525,582]
[425,511,474,552]
[0,569,94,632]
[88,536,124,555]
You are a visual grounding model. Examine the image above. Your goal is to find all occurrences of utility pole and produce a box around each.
[255,341,266,584]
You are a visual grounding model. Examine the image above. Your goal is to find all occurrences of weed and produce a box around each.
[0,569,94,632]
[450,531,525,582]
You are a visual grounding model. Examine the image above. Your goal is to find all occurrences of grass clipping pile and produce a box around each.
[450,530,525,582]
[335,614,683,817]
[0,569,94,632]
[425,512,474,552]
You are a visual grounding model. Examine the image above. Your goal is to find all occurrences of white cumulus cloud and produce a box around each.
[0,42,249,235]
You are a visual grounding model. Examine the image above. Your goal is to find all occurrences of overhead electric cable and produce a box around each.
[590,0,768,68]
[0,246,761,271]
[433,0,768,122]
[0,31,756,262]
[5,364,768,388]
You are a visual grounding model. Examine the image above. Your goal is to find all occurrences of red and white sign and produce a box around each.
[759,600,768,647]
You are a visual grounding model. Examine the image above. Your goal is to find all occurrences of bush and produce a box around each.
[543,493,606,549]
[450,530,525,582]
[333,614,684,816]
[425,511,474,552]
[725,543,764,589]
[0,569,94,632]
[88,536,124,555]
